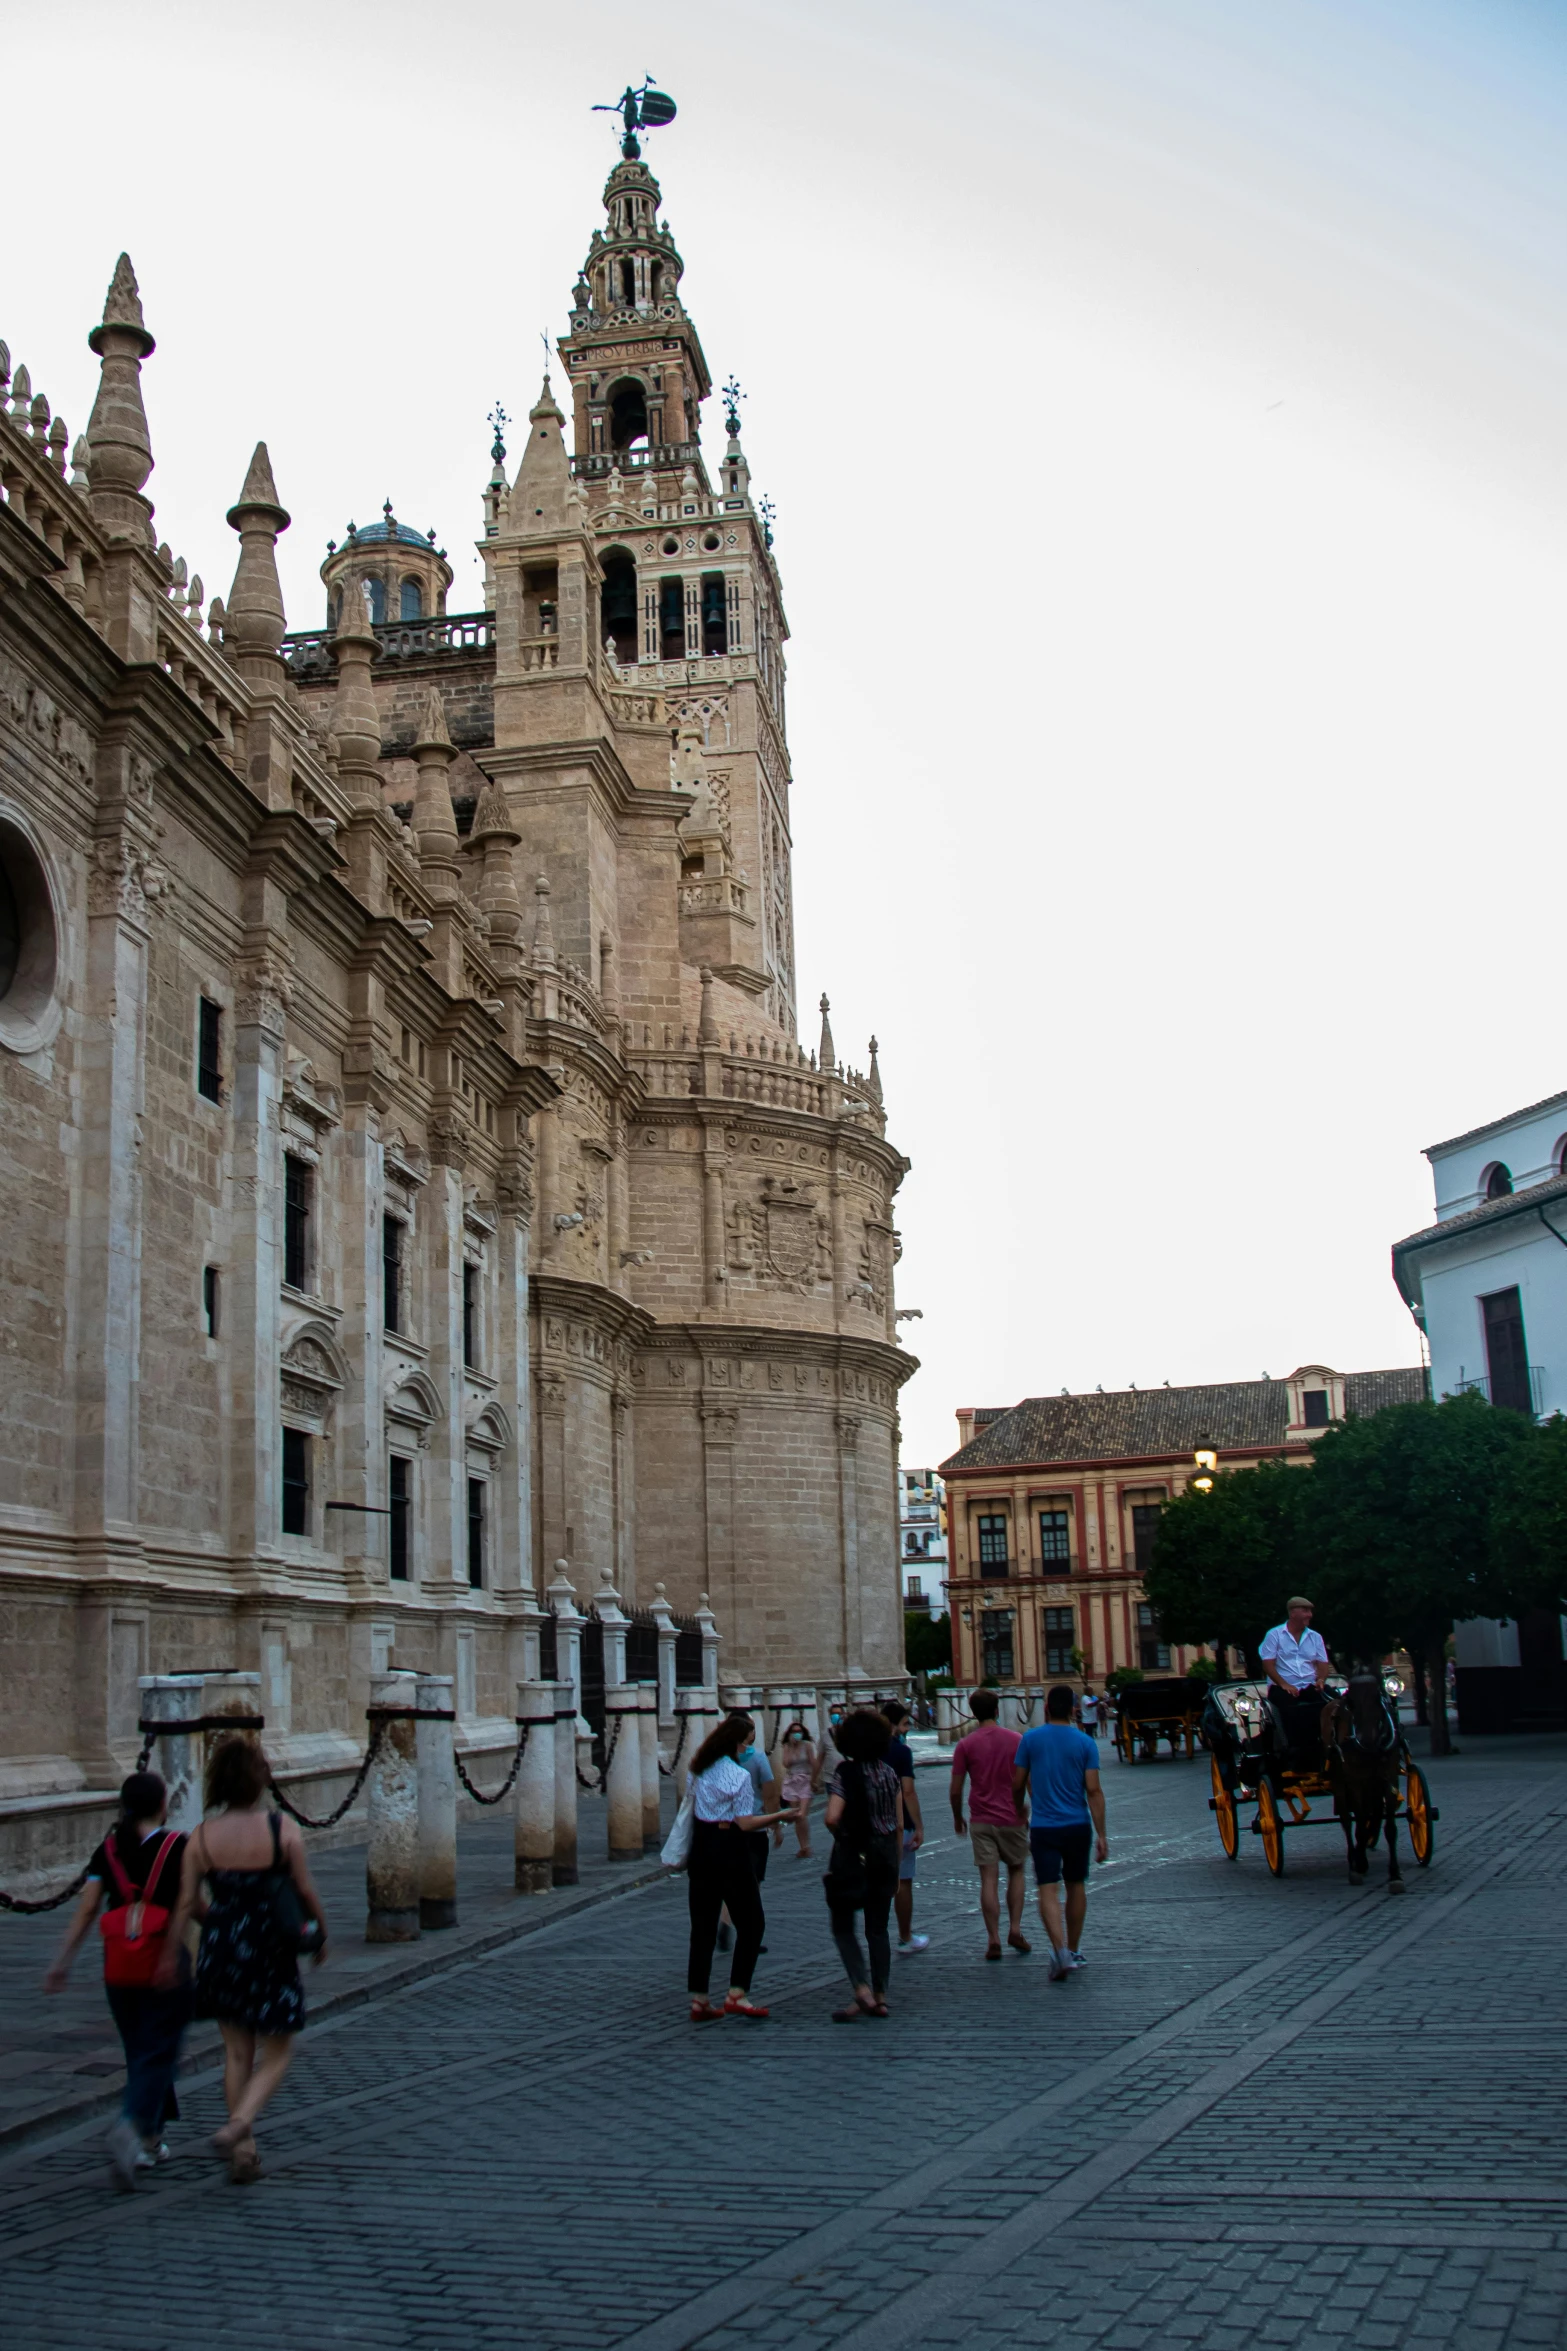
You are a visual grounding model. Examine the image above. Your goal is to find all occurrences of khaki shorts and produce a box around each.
[970,1822,1030,1870]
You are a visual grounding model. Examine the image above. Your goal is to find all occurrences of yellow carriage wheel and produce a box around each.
[1211,1755,1239,1860]
[1257,1777,1285,1876]
[1405,1761,1434,1867]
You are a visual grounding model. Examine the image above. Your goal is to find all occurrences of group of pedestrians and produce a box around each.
[681,1685,1107,2019]
[43,1737,328,2190]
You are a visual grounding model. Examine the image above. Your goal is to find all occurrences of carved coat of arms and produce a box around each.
[760,1176,818,1293]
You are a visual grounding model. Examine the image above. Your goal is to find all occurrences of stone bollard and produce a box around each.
[513,1679,557,1894]
[604,1682,643,1862]
[637,1682,662,1853]
[551,1680,579,1886]
[365,1670,420,1942]
[137,1671,262,1833]
[414,1671,457,1931]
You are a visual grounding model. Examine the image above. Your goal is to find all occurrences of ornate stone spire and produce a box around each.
[224,443,291,686]
[512,376,572,534]
[818,993,836,1074]
[467,774,524,979]
[867,1037,882,1104]
[85,254,156,544]
[411,689,460,894]
[329,567,382,807]
[531,873,558,969]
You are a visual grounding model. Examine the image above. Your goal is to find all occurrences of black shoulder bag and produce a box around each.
[822,1760,872,1911]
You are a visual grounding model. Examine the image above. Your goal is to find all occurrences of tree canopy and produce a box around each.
[1144,1393,1567,1695]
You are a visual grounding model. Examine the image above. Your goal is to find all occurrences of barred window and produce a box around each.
[1043,1606,1076,1678]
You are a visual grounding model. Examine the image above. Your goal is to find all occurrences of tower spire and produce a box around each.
[85,254,156,547]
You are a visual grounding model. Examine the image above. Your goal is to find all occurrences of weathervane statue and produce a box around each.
[593,76,678,159]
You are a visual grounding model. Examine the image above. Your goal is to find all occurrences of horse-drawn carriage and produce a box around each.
[1202,1673,1436,1881]
[1111,1676,1207,1763]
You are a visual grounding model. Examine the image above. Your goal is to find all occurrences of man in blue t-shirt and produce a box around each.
[1011,1685,1109,1980]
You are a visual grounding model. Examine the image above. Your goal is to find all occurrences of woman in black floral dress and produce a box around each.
[158,1738,327,2183]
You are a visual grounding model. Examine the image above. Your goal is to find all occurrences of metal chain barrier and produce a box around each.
[266,1718,386,1829]
[577,1712,623,1792]
[454,1721,530,1806]
[657,1713,690,1778]
[0,1865,91,1914]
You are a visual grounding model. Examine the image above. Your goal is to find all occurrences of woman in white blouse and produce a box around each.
[686,1713,800,2021]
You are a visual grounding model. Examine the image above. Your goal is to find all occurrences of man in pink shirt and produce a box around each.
[949,1690,1031,1961]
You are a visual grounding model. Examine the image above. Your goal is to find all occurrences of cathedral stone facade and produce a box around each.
[0,153,912,1871]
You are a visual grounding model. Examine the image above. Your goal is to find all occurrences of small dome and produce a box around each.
[344,519,431,549]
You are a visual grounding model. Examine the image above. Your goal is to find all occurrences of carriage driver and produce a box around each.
[1259,1597,1331,1716]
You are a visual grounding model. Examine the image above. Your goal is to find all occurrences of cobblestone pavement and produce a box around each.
[3,1734,1565,2350]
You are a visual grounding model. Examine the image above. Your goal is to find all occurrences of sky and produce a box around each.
[10,0,1567,1466]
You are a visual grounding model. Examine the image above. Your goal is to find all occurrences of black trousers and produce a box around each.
[105,1980,191,2138]
[826,1832,900,1999]
[688,1823,765,1995]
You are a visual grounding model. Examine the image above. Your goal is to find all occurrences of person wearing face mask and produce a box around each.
[778,1720,822,1858]
[716,1712,781,1954]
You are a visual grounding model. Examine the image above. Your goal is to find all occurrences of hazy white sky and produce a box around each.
[11,0,1567,1464]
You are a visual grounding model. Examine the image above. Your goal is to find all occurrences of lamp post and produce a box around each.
[1188,1438,1220,1670]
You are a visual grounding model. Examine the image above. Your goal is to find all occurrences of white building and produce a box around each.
[1392,1088,1567,1730]
[899,1467,947,1616]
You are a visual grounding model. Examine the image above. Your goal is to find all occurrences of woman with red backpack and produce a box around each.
[43,1770,191,2192]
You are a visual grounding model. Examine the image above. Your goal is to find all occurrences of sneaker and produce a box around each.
[1068,1949,1087,1966]
[106,2117,141,2192]
[897,1934,930,1954]
[1047,1951,1074,1982]
[136,2140,171,2169]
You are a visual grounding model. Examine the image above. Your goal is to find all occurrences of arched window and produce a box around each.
[600,550,638,667]
[367,575,387,626]
[619,258,636,307]
[609,378,648,453]
[399,577,423,622]
[1486,1162,1514,1200]
[659,576,686,662]
[701,573,727,657]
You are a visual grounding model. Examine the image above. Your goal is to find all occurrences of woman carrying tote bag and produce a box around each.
[683,1713,799,2023]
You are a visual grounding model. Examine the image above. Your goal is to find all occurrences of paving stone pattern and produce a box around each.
[1,1737,1564,2349]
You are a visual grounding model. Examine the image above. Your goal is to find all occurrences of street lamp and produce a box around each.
[1190,1437,1218,1495]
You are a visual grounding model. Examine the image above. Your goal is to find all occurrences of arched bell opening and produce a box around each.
[600,549,639,667]
[609,377,649,453]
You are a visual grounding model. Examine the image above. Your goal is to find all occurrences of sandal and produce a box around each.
[228,2143,262,2186]
[210,2118,248,2160]
[832,2003,866,2022]
[985,1943,1003,1962]
[689,1997,725,2023]
[722,1993,770,2019]
[1008,1931,1033,1954]
[867,1998,890,2018]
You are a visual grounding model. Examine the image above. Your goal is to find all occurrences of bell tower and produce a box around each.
[548,140,797,1032]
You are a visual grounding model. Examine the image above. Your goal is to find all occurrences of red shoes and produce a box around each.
[722,1993,770,2019]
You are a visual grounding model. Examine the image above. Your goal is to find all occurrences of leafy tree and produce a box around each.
[1303,1392,1540,1753]
[1105,1666,1144,1695]
[903,1609,951,1679]
[1144,1458,1308,1668]
[1487,1410,1567,1608]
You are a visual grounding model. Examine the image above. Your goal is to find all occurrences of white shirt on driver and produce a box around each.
[1259,1622,1328,1689]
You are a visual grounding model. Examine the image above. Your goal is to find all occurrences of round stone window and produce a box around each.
[661,534,680,555]
[702,530,721,552]
[0,813,62,1054]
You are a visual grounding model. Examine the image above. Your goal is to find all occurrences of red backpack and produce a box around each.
[98,1832,181,1987]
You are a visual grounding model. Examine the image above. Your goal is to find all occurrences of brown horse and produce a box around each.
[1322,1675,1404,1892]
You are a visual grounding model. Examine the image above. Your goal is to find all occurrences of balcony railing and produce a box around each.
[282,611,496,680]
[570,442,702,480]
[1450,1367,1545,1415]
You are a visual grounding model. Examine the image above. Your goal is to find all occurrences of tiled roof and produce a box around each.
[1425,1088,1567,1158]
[1391,1172,1567,1262]
[939,1368,1427,1474]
